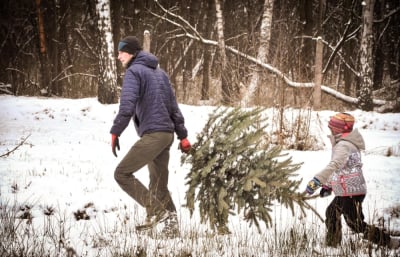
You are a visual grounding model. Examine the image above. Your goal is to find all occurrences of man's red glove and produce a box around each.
[111,134,120,157]
[179,138,191,153]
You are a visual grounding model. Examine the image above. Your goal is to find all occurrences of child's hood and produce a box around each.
[338,128,365,150]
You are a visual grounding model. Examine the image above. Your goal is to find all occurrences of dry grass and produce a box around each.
[1,198,398,257]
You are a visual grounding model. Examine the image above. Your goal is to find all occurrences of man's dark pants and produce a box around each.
[114,132,176,217]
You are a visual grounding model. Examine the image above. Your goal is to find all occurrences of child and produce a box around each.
[306,112,399,249]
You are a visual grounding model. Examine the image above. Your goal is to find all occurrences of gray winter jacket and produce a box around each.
[110,51,188,140]
[315,129,367,196]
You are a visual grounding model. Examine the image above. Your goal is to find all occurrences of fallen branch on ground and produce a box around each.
[0,134,31,158]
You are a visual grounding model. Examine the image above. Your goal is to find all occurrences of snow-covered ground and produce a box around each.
[0,95,399,256]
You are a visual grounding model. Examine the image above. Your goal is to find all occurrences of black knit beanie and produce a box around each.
[118,36,142,55]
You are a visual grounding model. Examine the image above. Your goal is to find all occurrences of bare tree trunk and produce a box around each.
[214,0,231,105]
[299,0,314,81]
[35,0,52,96]
[36,0,46,60]
[110,0,123,89]
[358,0,375,111]
[182,0,200,103]
[201,0,214,101]
[313,37,323,109]
[47,0,60,96]
[312,0,325,110]
[96,0,118,104]
[143,30,151,52]
[240,0,273,107]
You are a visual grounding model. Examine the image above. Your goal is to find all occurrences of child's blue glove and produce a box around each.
[319,185,332,197]
[306,177,321,195]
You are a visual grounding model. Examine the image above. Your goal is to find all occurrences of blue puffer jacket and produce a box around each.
[110,51,188,140]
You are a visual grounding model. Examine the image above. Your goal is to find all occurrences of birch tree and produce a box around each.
[358,0,375,111]
[201,0,215,102]
[214,0,231,105]
[151,2,392,111]
[240,0,273,107]
[96,0,118,104]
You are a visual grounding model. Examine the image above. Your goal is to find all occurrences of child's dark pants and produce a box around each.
[325,195,391,247]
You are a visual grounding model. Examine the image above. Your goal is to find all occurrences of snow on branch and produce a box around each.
[0,83,13,95]
[151,2,393,111]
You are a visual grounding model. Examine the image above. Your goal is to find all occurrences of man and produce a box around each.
[110,36,191,238]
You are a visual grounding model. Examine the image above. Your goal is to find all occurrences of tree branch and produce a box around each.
[74,28,97,57]
[374,6,400,23]
[297,35,360,77]
[0,134,31,158]
[153,0,205,41]
[322,19,355,74]
[301,194,325,222]
[0,83,13,95]
[52,64,73,82]
[151,0,394,111]
[57,73,97,81]
[5,68,39,88]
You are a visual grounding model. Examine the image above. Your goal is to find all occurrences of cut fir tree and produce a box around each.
[182,107,319,234]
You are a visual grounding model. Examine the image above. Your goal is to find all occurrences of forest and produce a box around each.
[0,0,399,112]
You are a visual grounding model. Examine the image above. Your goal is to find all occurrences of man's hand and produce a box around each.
[179,138,191,153]
[112,134,120,157]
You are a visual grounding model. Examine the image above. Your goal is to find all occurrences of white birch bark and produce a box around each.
[143,30,151,52]
[153,1,394,111]
[358,0,375,111]
[214,0,230,104]
[96,0,118,104]
[241,0,273,107]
